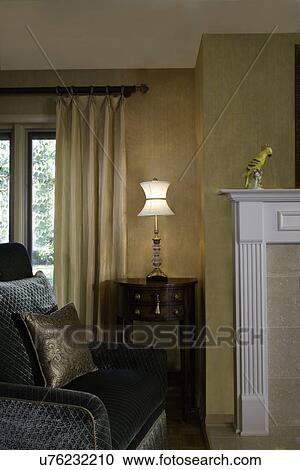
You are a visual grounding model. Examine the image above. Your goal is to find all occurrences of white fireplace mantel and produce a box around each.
[219,189,300,436]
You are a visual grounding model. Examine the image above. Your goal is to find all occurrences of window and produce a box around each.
[0,132,12,243]
[27,132,56,284]
[0,124,56,283]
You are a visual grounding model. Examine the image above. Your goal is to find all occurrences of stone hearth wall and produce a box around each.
[267,245,300,430]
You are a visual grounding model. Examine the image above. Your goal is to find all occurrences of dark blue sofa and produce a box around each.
[0,243,168,449]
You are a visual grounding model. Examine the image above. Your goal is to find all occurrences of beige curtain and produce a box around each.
[54,95,127,327]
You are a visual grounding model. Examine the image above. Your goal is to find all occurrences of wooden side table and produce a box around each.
[115,278,199,421]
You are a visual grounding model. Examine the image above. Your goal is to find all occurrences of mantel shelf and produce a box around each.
[219,188,300,202]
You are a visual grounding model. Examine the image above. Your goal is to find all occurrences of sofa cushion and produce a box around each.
[0,272,57,385]
[65,369,165,449]
[19,303,97,388]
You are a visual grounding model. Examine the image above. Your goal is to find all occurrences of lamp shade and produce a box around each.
[138,179,175,217]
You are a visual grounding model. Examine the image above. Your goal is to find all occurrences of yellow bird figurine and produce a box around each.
[243,145,272,189]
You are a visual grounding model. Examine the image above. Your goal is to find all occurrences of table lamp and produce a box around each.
[138,177,174,282]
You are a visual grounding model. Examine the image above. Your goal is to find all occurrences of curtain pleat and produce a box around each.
[54,95,127,328]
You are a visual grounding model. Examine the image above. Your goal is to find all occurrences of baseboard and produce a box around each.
[205,414,234,425]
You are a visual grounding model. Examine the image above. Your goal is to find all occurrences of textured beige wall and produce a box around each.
[195,34,299,415]
[194,40,206,409]
[0,68,199,280]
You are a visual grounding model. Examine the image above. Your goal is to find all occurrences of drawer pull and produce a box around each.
[173,308,179,316]
[174,293,180,301]
[134,292,141,300]
[155,294,161,316]
[134,308,141,316]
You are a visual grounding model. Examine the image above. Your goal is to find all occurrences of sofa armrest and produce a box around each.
[0,381,111,450]
[90,342,168,394]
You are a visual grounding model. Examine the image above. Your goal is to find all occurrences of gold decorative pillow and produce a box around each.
[20,303,96,388]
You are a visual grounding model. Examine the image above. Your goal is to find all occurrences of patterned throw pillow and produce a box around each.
[19,303,96,388]
[0,272,57,385]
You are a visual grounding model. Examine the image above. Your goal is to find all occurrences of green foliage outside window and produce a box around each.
[0,137,55,283]
[0,139,10,243]
[32,139,56,272]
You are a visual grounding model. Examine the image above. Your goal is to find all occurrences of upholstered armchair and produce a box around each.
[0,243,168,450]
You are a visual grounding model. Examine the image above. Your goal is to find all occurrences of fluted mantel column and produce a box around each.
[220,189,300,436]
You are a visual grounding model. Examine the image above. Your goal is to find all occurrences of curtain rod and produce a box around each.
[0,84,149,98]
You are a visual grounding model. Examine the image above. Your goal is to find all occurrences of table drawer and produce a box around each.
[126,304,184,321]
[127,288,184,304]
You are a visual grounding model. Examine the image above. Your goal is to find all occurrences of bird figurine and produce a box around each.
[243,145,272,189]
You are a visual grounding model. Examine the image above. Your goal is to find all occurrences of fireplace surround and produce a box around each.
[219,189,300,436]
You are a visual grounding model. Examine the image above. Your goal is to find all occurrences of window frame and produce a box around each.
[0,129,14,241]
[26,129,56,261]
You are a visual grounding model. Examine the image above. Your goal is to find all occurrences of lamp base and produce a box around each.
[146,267,168,283]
